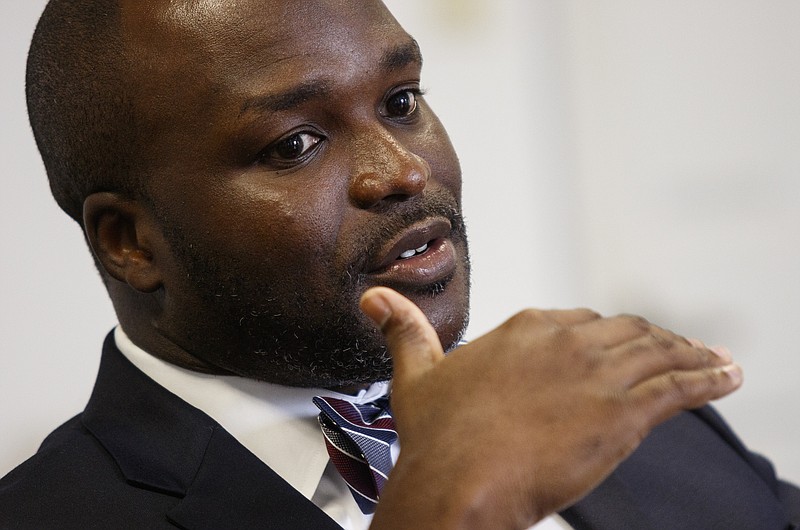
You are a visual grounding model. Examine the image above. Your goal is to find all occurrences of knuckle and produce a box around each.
[651,332,676,351]
[647,333,709,369]
[576,307,602,320]
[662,369,720,408]
[618,314,652,333]
[645,371,691,407]
[507,308,547,328]
[554,327,599,374]
[666,371,691,401]
[519,307,546,321]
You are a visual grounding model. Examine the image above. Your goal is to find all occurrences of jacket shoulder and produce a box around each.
[0,414,180,529]
[561,407,800,529]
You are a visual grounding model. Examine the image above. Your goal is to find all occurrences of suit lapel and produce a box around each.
[82,333,341,529]
[82,334,215,496]
[166,425,340,529]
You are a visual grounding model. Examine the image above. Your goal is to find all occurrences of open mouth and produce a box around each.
[398,241,431,260]
[366,219,458,288]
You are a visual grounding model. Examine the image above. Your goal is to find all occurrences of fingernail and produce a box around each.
[709,345,733,362]
[360,290,392,327]
[722,363,743,385]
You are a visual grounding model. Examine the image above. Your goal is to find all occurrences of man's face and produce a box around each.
[123,0,469,388]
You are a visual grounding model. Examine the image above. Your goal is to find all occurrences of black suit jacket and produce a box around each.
[1,333,799,529]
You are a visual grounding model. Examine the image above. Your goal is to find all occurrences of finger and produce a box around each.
[687,337,706,349]
[630,363,743,430]
[360,287,445,385]
[607,333,733,388]
[575,314,654,349]
[689,339,734,362]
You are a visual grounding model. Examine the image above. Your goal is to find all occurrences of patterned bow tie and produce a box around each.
[313,395,398,514]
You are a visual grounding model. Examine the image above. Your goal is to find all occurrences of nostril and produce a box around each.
[348,137,430,208]
[405,168,428,192]
[348,172,385,208]
[349,164,428,209]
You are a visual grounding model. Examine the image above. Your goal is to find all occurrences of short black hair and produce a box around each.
[27,0,146,227]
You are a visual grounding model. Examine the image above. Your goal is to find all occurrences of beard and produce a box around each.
[156,190,470,389]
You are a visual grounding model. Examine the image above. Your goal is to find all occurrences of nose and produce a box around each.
[348,129,430,209]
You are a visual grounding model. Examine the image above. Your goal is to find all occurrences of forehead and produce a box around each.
[121,0,411,84]
[118,0,419,171]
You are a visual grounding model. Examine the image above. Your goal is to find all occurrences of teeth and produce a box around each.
[398,242,430,260]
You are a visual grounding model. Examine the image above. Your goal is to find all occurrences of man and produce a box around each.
[1,0,798,528]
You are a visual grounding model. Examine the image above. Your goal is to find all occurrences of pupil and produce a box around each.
[389,92,411,116]
[276,135,304,159]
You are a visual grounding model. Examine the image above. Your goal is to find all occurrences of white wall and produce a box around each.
[1,0,119,476]
[388,0,800,483]
[2,0,798,485]
[561,0,800,483]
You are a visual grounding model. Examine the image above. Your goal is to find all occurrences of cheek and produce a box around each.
[171,177,347,282]
[232,182,346,271]
[415,116,462,197]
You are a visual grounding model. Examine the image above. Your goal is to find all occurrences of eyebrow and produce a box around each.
[238,39,423,117]
[380,39,423,73]
[239,80,332,116]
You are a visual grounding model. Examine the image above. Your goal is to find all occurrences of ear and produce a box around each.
[83,192,163,293]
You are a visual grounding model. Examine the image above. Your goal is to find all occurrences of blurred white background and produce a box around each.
[2,0,798,484]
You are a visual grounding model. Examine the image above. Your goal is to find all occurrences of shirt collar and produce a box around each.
[113,326,390,500]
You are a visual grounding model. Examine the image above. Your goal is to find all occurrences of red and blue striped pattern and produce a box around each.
[313,396,397,514]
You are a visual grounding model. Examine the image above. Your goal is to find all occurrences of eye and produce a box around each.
[261,132,323,165]
[384,88,421,119]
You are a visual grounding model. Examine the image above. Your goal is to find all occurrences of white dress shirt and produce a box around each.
[114,327,572,530]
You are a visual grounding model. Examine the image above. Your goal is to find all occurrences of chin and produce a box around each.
[411,268,470,353]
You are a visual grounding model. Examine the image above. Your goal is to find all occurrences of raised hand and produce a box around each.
[363,287,742,530]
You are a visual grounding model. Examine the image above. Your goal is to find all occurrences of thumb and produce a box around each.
[360,287,445,385]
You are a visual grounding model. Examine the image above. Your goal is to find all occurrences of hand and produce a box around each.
[363,287,742,530]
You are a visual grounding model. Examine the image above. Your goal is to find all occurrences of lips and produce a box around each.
[366,218,458,287]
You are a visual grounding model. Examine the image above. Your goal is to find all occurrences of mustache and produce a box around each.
[345,189,466,280]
